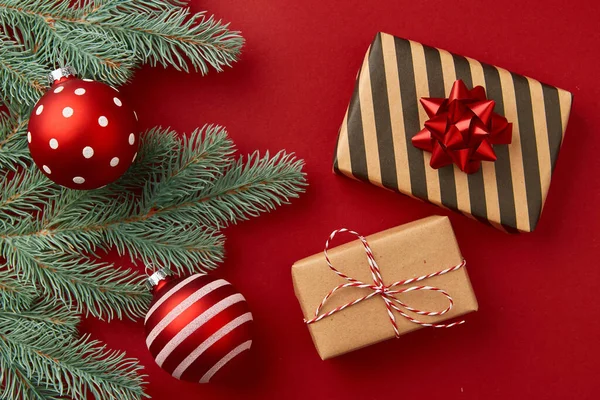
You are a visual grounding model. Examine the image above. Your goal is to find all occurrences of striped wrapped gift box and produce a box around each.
[333,32,573,232]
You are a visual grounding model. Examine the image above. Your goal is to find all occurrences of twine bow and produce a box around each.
[304,229,466,337]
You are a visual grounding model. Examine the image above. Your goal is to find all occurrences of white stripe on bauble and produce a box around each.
[145,274,204,323]
[199,340,252,383]
[146,279,229,347]
[171,312,253,379]
[155,294,247,367]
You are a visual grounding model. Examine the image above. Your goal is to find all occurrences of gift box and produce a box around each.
[291,216,478,360]
[333,32,573,232]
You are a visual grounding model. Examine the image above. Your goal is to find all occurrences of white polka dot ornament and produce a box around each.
[145,269,253,383]
[28,67,139,190]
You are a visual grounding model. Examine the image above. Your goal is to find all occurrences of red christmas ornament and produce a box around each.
[145,270,253,383]
[27,67,139,190]
[412,79,513,174]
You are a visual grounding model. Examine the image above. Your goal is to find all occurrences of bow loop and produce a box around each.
[304,229,467,337]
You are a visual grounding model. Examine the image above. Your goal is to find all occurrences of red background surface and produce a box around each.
[82,1,600,398]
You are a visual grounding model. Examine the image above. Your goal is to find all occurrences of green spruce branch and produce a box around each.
[0,35,46,109]
[0,297,144,399]
[0,300,80,338]
[0,325,146,399]
[0,109,30,170]
[0,361,64,400]
[0,270,36,312]
[0,245,152,320]
[0,0,244,107]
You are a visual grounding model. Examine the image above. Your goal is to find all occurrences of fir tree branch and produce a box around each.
[159,151,307,229]
[0,326,146,400]
[0,168,57,227]
[142,124,235,207]
[76,0,185,15]
[42,23,134,85]
[104,126,180,192]
[0,110,30,171]
[83,1,244,73]
[0,33,46,106]
[104,219,225,275]
[0,270,36,312]
[0,0,135,87]
[0,360,63,400]
[10,190,227,276]
[0,0,243,87]
[0,245,150,320]
[0,299,80,338]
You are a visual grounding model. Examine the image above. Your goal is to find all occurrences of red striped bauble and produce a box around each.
[144,272,253,383]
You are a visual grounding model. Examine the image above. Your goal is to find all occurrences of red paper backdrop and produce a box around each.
[81,0,600,398]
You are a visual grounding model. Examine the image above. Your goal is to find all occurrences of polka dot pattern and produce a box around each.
[29,76,139,189]
[83,146,94,158]
[62,107,74,118]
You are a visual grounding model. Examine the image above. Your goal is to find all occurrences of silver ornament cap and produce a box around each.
[48,66,77,85]
[146,267,172,290]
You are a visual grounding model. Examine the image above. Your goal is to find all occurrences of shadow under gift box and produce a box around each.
[291,216,477,360]
[333,32,573,232]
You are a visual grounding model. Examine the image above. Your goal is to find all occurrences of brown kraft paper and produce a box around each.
[291,215,478,360]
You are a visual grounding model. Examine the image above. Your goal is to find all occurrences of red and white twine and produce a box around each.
[304,229,467,337]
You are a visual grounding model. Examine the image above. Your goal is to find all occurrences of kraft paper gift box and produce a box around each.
[291,216,478,360]
[333,32,573,232]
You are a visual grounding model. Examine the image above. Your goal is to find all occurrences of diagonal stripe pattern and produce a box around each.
[334,32,572,232]
[145,274,253,383]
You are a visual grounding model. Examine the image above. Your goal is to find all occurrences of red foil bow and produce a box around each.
[412,79,513,174]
